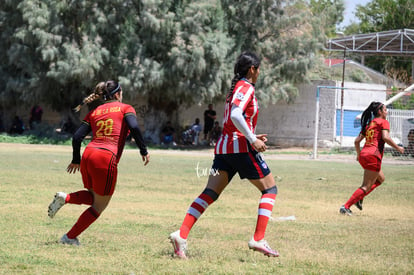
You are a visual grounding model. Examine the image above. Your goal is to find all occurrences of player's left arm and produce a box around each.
[382,129,404,154]
[124,113,150,165]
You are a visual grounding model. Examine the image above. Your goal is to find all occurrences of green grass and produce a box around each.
[0,143,413,274]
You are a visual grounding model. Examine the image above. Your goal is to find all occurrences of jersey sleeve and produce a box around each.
[381,119,390,131]
[232,84,253,111]
[123,104,137,116]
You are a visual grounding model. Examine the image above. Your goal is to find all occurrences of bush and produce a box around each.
[0,122,75,145]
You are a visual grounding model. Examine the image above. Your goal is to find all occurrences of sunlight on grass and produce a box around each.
[0,143,413,274]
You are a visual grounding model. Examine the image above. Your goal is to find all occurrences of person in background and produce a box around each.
[190,118,202,145]
[203,104,216,140]
[209,121,222,146]
[169,51,279,259]
[9,115,25,134]
[340,102,404,215]
[47,80,150,245]
[160,121,177,146]
[29,104,43,129]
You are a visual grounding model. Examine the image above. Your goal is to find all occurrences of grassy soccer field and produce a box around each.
[0,143,413,274]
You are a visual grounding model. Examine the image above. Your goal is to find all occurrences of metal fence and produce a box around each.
[313,85,414,160]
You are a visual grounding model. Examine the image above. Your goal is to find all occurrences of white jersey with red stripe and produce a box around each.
[215,79,258,154]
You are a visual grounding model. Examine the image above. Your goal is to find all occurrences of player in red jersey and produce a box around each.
[340,102,404,215]
[48,80,150,245]
[169,52,279,259]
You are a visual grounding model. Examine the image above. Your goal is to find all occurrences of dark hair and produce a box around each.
[226,51,261,102]
[103,80,121,101]
[360,101,384,134]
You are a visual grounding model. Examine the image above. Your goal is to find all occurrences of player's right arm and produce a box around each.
[71,121,91,162]
[67,121,90,174]
[354,133,364,161]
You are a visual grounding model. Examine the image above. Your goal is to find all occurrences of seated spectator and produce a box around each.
[191,118,202,145]
[161,121,177,146]
[9,116,25,135]
[209,121,222,146]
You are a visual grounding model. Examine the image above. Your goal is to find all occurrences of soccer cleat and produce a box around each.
[48,192,67,218]
[60,234,80,246]
[248,238,279,257]
[339,205,353,216]
[169,230,187,259]
[354,199,363,211]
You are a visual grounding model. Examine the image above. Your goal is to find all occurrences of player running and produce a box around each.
[48,80,150,245]
[169,51,279,259]
[340,102,404,215]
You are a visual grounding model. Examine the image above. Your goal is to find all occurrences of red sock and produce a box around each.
[364,180,382,197]
[254,193,276,241]
[179,193,215,239]
[344,188,366,209]
[66,190,93,205]
[67,207,100,239]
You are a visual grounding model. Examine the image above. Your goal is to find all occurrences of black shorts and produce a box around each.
[212,150,271,181]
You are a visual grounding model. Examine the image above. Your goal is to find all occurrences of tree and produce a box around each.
[345,0,414,82]
[309,0,345,37]
[117,0,233,143]
[0,0,324,143]
[0,0,140,124]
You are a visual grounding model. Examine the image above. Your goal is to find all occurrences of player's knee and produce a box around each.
[261,185,277,195]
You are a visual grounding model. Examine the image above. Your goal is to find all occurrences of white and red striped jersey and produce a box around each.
[215,79,258,154]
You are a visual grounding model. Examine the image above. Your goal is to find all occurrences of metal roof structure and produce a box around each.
[326,29,414,56]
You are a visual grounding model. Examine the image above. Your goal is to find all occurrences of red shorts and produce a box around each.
[80,147,118,196]
[359,152,381,172]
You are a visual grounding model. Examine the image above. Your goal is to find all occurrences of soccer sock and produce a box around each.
[66,207,100,239]
[66,190,93,205]
[253,186,277,241]
[344,188,366,209]
[363,180,382,197]
[179,188,218,239]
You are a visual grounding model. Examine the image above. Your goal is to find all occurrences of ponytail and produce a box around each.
[73,82,105,112]
[73,81,121,112]
[360,101,383,135]
[226,73,242,102]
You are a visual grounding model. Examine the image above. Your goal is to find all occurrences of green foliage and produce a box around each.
[0,123,83,145]
[388,92,414,110]
[344,0,414,81]
[310,0,345,37]
[0,0,324,131]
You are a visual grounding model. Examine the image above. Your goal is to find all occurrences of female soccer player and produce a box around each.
[339,102,404,215]
[169,52,279,258]
[48,80,150,245]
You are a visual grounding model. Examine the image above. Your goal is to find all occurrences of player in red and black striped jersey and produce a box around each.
[48,80,149,245]
[340,102,404,216]
[170,52,279,259]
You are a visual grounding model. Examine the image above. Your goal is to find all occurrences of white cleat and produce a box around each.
[60,234,80,246]
[48,192,67,218]
[248,238,279,257]
[169,230,187,259]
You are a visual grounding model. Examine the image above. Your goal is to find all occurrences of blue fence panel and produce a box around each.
[336,109,361,137]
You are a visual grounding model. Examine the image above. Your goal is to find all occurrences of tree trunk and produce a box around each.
[143,108,168,144]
